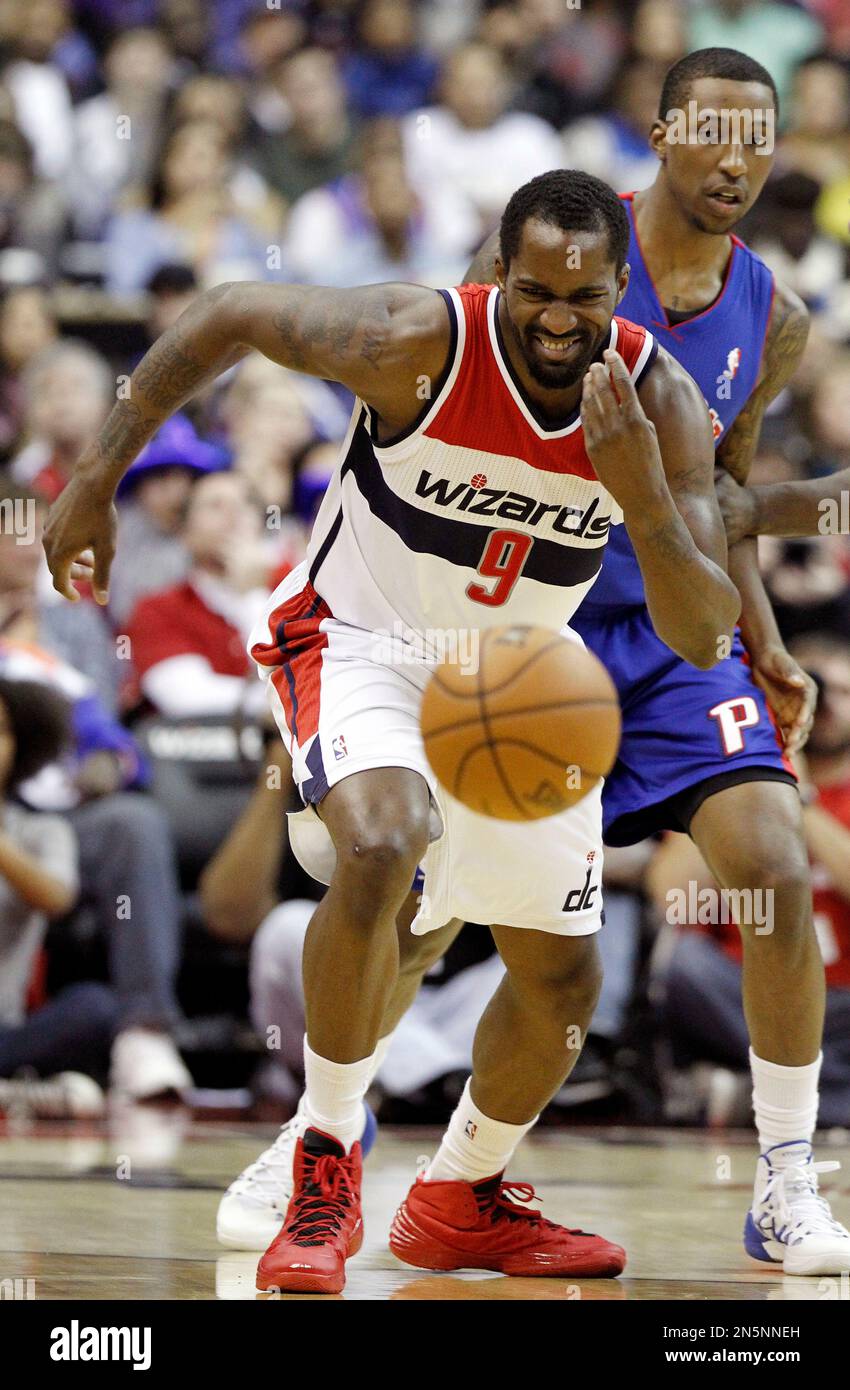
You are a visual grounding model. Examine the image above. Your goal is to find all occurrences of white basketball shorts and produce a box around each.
[249,562,604,937]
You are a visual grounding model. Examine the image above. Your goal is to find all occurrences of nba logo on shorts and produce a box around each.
[332,734,348,761]
[465,1120,478,1140]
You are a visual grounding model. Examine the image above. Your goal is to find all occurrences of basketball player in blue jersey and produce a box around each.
[42,172,740,1292]
[463,48,850,1275]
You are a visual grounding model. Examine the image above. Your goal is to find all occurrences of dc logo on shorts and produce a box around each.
[332,734,348,761]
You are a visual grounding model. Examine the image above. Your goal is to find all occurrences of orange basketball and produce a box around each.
[420,624,621,821]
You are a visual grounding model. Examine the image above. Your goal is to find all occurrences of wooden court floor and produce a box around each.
[2,1110,849,1301]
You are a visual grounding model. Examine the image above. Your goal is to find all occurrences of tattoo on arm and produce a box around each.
[134,331,209,409]
[717,284,809,484]
[273,291,389,375]
[271,310,308,372]
[95,400,160,466]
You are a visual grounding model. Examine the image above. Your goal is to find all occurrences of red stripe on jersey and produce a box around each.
[423,285,653,477]
[252,581,332,743]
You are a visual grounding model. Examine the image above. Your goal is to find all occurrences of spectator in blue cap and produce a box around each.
[110,414,229,627]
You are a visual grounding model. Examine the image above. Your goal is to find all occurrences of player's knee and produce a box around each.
[727,842,811,914]
[335,816,429,892]
[722,837,811,946]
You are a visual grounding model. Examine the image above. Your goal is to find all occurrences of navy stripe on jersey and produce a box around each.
[275,589,324,741]
[316,411,608,589]
[308,504,344,586]
[301,732,330,805]
[634,337,659,391]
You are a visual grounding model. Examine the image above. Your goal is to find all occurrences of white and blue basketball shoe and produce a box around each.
[744,1141,850,1275]
[217,1101,378,1250]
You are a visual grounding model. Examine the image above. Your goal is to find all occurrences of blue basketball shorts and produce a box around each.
[571,606,797,846]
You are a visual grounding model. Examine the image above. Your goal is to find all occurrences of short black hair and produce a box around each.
[660,48,779,120]
[146,263,198,297]
[0,678,72,791]
[499,170,630,274]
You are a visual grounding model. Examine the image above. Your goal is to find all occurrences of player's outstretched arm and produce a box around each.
[43,280,449,603]
[582,348,740,669]
[717,466,850,543]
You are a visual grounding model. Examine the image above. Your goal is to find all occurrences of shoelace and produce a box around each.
[229,1118,306,1202]
[287,1152,357,1246]
[491,1180,592,1236]
[757,1159,847,1244]
[492,1181,551,1226]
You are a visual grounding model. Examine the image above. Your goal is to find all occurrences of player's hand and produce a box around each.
[43,474,117,605]
[581,350,663,507]
[751,644,818,753]
[715,468,759,545]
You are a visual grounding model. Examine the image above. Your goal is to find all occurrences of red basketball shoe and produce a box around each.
[256,1129,363,1294]
[389,1172,626,1277]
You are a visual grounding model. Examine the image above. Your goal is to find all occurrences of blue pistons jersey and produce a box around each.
[573,192,795,845]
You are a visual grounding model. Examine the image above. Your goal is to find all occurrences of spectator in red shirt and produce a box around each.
[126,470,276,719]
[110,413,229,627]
[649,628,850,1126]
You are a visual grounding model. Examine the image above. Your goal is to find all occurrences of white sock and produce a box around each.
[368,1032,393,1085]
[295,1028,394,1134]
[426,1078,538,1184]
[303,1037,378,1152]
[750,1047,822,1170]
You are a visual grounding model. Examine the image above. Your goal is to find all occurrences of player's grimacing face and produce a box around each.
[651,78,776,234]
[496,222,628,390]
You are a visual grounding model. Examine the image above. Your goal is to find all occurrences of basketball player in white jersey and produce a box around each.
[44,171,739,1293]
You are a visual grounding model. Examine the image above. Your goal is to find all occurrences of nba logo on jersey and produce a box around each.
[722,347,742,380]
[332,734,348,761]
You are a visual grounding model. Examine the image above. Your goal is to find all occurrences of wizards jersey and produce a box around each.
[258,283,656,648]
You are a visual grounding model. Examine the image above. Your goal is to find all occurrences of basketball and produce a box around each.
[420,624,621,821]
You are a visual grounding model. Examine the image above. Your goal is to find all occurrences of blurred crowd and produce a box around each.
[1,0,850,1130]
